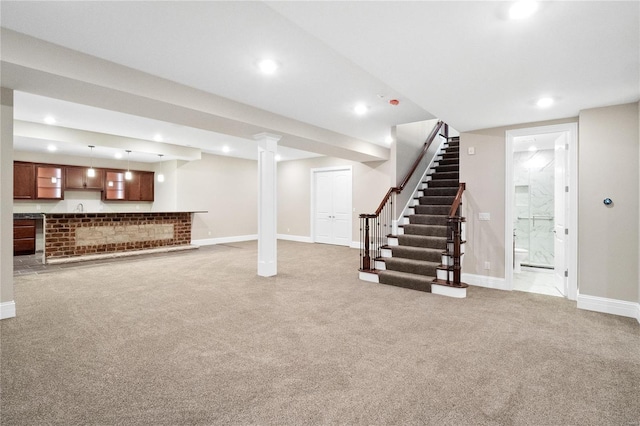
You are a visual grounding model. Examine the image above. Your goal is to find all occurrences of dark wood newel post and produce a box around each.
[361,215,372,270]
[451,218,462,286]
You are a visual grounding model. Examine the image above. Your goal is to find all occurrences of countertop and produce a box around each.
[14,211,207,218]
[13,213,44,220]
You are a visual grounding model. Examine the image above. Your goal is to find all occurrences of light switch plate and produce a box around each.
[479,212,490,221]
[468,147,475,155]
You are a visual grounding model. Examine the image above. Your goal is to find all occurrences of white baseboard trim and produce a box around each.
[192,235,258,246]
[462,273,509,291]
[0,301,16,320]
[432,284,467,298]
[350,241,361,249]
[277,234,313,243]
[577,293,640,321]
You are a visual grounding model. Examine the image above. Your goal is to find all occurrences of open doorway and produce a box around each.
[506,123,578,300]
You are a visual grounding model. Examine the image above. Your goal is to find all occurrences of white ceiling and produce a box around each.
[1,1,638,162]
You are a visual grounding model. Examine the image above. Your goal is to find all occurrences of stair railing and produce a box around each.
[446,182,466,286]
[359,121,447,271]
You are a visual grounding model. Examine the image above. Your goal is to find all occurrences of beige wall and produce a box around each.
[1,88,15,306]
[459,117,578,278]
[278,156,390,243]
[578,102,639,303]
[176,153,258,240]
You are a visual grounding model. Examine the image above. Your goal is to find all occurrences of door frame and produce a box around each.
[505,123,578,300]
[310,166,353,246]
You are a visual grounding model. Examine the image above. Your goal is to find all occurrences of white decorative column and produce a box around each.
[254,133,280,277]
[0,88,16,319]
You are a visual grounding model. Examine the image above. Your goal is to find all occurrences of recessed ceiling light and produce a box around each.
[536,97,554,108]
[47,144,57,152]
[44,116,56,125]
[528,145,537,152]
[153,134,163,142]
[509,1,538,19]
[385,136,394,144]
[258,59,279,75]
[275,154,282,161]
[222,146,230,153]
[114,152,123,159]
[354,104,368,116]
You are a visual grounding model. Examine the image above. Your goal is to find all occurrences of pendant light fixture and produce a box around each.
[157,154,165,183]
[87,145,96,178]
[125,150,133,180]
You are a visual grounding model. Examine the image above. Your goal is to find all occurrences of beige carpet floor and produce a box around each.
[1,241,639,425]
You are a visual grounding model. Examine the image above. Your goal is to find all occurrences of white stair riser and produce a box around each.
[381,248,392,258]
[437,269,450,281]
[359,271,379,283]
[388,237,398,246]
[375,260,386,270]
[442,253,465,264]
[432,284,467,298]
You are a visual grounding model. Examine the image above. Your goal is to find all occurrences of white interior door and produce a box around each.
[313,168,352,246]
[553,133,568,296]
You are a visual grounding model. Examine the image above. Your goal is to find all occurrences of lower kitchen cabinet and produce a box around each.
[14,219,36,256]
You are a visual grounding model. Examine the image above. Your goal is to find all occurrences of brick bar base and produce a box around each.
[44,212,192,260]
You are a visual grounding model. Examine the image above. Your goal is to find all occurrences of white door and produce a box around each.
[553,133,568,296]
[313,169,352,246]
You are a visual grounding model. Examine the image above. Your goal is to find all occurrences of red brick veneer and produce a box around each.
[44,212,192,259]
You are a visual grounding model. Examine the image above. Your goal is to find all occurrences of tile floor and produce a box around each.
[513,266,564,297]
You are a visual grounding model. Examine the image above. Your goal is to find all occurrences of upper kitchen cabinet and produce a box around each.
[36,165,63,200]
[65,166,104,190]
[13,162,35,200]
[104,171,125,200]
[126,171,154,202]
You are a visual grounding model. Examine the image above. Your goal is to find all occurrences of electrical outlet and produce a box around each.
[484,261,491,270]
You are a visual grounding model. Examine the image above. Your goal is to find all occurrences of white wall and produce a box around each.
[393,119,441,219]
[1,88,15,316]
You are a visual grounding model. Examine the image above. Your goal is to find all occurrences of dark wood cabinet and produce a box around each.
[14,219,36,255]
[14,162,154,202]
[36,165,63,199]
[125,171,154,201]
[13,162,35,200]
[65,166,104,190]
[104,171,125,200]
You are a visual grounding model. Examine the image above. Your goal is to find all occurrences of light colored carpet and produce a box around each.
[1,241,639,425]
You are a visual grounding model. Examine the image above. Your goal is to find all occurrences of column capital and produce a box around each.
[253,132,282,143]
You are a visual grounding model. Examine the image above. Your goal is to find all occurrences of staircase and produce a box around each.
[375,137,467,295]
